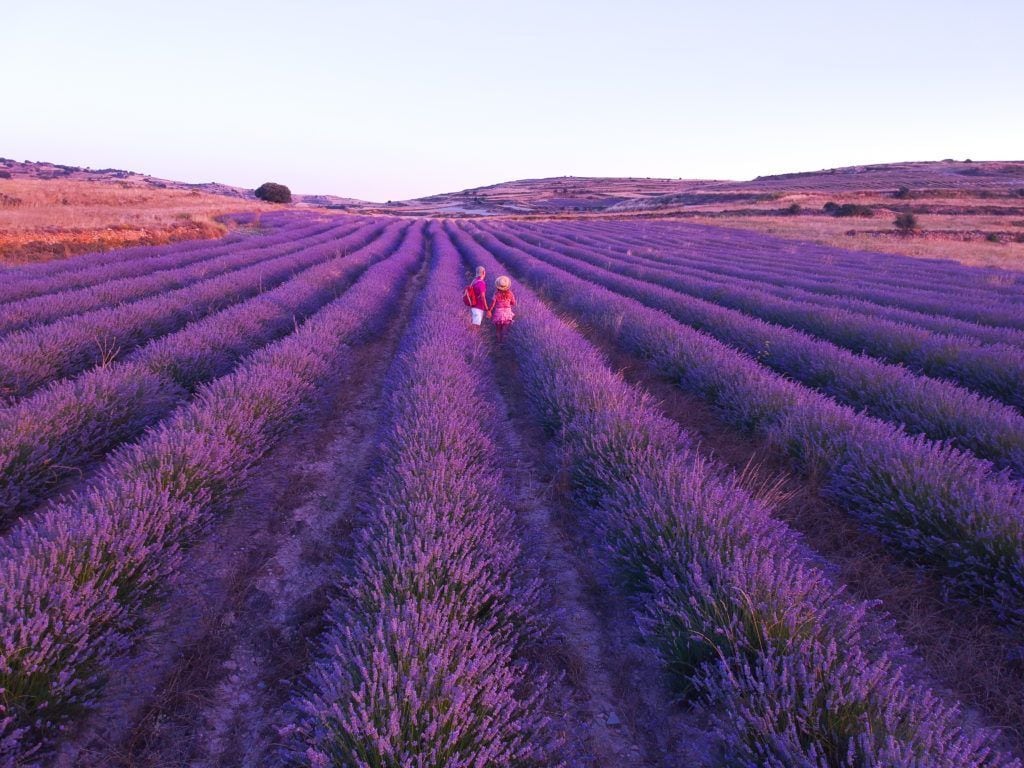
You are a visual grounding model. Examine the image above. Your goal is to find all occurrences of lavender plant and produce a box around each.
[0,223,425,761]
[0,219,360,334]
[0,219,386,402]
[0,212,317,303]
[558,218,1024,310]
[0,220,405,520]
[492,224,1024,476]
[505,224,1024,409]
[519,221,1024,350]
[462,224,1024,631]
[448,221,1017,767]
[284,223,555,767]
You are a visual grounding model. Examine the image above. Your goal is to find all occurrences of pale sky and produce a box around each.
[5,0,1022,201]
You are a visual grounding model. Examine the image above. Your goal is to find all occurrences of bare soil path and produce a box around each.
[476,333,718,767]
[578,322,1024,756]
[53,260,428,768]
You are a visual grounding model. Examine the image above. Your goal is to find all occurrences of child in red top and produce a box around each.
[488,275,516,342]
[466,266,488,327]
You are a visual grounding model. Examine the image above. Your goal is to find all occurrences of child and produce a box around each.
[488,275,516,342]
[464,266,488,328]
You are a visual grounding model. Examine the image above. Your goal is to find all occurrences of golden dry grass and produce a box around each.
[0,178,270,265]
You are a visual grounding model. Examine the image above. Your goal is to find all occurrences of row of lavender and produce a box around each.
[0,224,424,762]
[0,217,356,335]
[464,224,1024,636]
[535,222,1024,350]
[0,221,407,522]
[281,225,556,766]
[0,210,300,301]
[572,219,1024,309]
[519,223,1024,409]
[451,221,1016,766]
[0,218,385,402]
[566,219,1024,302]
[493,224,1024,476]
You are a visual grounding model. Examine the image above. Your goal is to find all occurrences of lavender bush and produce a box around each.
[507,224,1024,409]
[521,222,1024,350]
[0,211,312,303]
[284,223,555,767]
[0,223,425,761]
[492,224,1024,476]
[449,221,1017,767]
[462,224,1024,631]
[558,218,1024,309]
[562,218,1024,303]
[450,219,1015,765]
[0,218,360,334]
[0,221,407,520]
[0,219,388,402]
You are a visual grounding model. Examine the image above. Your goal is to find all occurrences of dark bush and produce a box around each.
[0,170,11,179]
[823,201,840,214]
[893,186,911,199]
[894,212,918,233]
[827,202,868,218]
[985,233,1001,243]
[1015,188,1024,198]
[786,203,802,215]
[254,182,292,204]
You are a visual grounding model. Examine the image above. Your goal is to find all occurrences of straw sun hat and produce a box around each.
[495,275,512,290]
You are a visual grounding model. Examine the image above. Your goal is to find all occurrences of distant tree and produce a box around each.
[985,233,1001,243]
[1016,188,1024,198]
[786,202,802,215]
[823,201,840,214]
[893,186,911,199]
[0,170,11,179]
[894,212,918,233]
[254,182,292,203]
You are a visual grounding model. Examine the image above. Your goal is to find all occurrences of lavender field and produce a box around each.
[2,211,1024,767]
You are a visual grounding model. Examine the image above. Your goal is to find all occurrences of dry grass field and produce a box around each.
[0,178,268,265]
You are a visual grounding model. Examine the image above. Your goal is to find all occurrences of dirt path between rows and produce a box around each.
[53,260,427,768]
[476,332,718,767]
[569,321,1024,756]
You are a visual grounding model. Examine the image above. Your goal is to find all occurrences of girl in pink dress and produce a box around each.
[487,275,517,342]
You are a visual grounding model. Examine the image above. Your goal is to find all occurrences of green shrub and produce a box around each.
[254,182,292,204]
